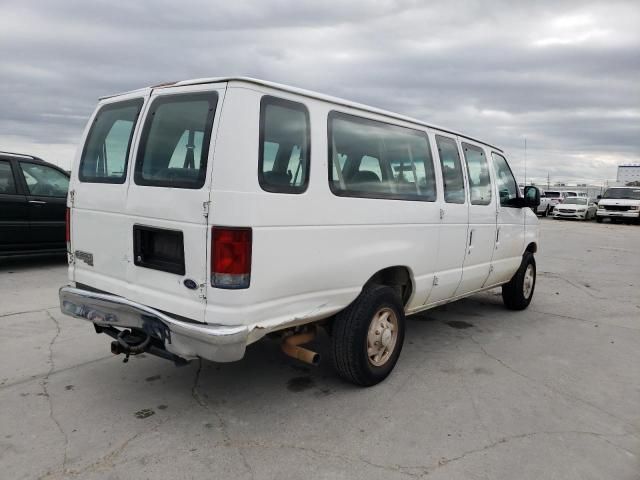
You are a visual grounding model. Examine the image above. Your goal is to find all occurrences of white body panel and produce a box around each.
[66,77,539,353]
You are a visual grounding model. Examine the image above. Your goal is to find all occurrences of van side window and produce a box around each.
[259,96,310,194]
[462,143,491,205]
[0,161,16,194]
[79,99,143,183]
[491,152,519,206]
[329,112,436,201]
[135,92,218,189]
[435,135,465,204]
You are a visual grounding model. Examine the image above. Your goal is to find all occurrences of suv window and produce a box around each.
[491,152,519,206]
[259,96,310,193]
[462,143,491,205]
[20,162,69,197]
[0,161,16,194]
[329,112,436,201]
[79,99,143,183]
[135,92,218,189]
[436,135,465,204]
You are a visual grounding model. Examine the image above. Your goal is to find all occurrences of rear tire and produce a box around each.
[542,206,549,217]
[502,253,536,311]
[331,285,405,386]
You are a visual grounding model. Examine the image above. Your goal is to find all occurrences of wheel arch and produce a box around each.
[525,242,537,254]
[363,265,414,307]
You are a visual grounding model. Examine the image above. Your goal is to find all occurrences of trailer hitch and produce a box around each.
[111,329,151,363]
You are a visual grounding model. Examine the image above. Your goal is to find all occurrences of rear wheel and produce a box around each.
[331,285,405,386]
[542,205,549,217]
[502,253,536,310]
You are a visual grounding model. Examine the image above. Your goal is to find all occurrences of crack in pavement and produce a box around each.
[420,429,638,476]
[468,335,636,430]
[38,415,173,479]
[203,429,636,478]
[530,308,640,332]
[191,359,255,480]
[42,310,69,474]
[0,355,114,391]
[0,306,59,318]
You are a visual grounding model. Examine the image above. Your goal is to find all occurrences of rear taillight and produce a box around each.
[65,207,71,251]
[211,227,252,289]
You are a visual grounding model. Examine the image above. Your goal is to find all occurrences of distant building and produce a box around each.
[617,164,640,184]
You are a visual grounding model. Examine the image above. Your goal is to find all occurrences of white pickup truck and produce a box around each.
[533,190,554,217]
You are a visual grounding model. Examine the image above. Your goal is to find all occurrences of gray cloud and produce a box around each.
[0,0,638,184]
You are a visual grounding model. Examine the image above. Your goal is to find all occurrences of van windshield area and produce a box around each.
[545,191,561,198]
[602,188,640,200]
[564,197,587,205]
[135,92,218,189]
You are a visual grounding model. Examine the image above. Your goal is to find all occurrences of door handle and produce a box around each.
[28,200,47,205]
[468,229,474,254]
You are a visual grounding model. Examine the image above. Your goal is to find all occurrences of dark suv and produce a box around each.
[0,152,69,256]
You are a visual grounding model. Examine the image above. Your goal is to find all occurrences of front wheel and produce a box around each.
[502,253,536,310]
[596,216,603,223]
[331,285,405,386]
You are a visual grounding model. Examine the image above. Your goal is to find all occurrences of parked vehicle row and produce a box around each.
[0,152,69,257]
[58,77,541,386]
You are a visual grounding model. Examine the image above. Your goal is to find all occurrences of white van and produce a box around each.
[59,77,540,386]
[595,187,640,223]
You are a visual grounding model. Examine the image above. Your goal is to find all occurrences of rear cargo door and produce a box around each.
[72,90,150,290]
[124,83,226,322]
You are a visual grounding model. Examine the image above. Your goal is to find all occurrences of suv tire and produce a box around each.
[502,253,536,311]
[331,285,405,386]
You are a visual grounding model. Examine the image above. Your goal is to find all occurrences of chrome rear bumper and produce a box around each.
[59,286,248,362]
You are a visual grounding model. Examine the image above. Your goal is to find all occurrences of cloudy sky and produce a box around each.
[1,0,638,185]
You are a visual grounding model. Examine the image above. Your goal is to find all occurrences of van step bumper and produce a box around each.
[59,286,248,362]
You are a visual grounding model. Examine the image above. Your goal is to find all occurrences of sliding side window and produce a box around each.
[462,143,492,205]
[135,92,218,189]
[79,99,143,183]
[259,96,310,194]
[329,112,436,201]
[435,135,465,204]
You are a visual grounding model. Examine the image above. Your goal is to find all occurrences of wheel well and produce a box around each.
[525,242,537,254]
[363,266,413,306]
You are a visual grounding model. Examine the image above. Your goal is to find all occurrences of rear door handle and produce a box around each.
[28,200,47,205]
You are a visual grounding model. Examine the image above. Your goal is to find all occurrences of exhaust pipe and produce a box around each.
[281,328,320,366]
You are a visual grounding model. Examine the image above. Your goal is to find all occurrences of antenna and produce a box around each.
[524,138,527,185]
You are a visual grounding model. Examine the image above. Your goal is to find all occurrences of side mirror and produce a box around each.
[597,195,602,200]
[523,186,541,208]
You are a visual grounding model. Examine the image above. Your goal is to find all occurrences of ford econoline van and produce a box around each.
[59,77,540,386]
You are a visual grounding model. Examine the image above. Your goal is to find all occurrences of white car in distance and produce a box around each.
[552,196,597,220]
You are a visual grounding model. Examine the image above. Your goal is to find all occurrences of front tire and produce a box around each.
[502,253,536,310]
[596,216,603,223]
[331,285,405,386]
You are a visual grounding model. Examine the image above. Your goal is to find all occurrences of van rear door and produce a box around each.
[72,90,150,291]
[123,83,225,322]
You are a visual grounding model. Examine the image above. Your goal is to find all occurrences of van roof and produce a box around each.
[101,76,504,153]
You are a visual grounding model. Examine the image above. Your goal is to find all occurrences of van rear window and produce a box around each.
[134,92,218,189]
[79,99,143,183]
[329,112,436,201]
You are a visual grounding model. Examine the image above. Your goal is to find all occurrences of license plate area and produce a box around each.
[133,225,185,275]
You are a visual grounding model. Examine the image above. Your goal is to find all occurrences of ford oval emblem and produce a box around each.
[183,279,198,290]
